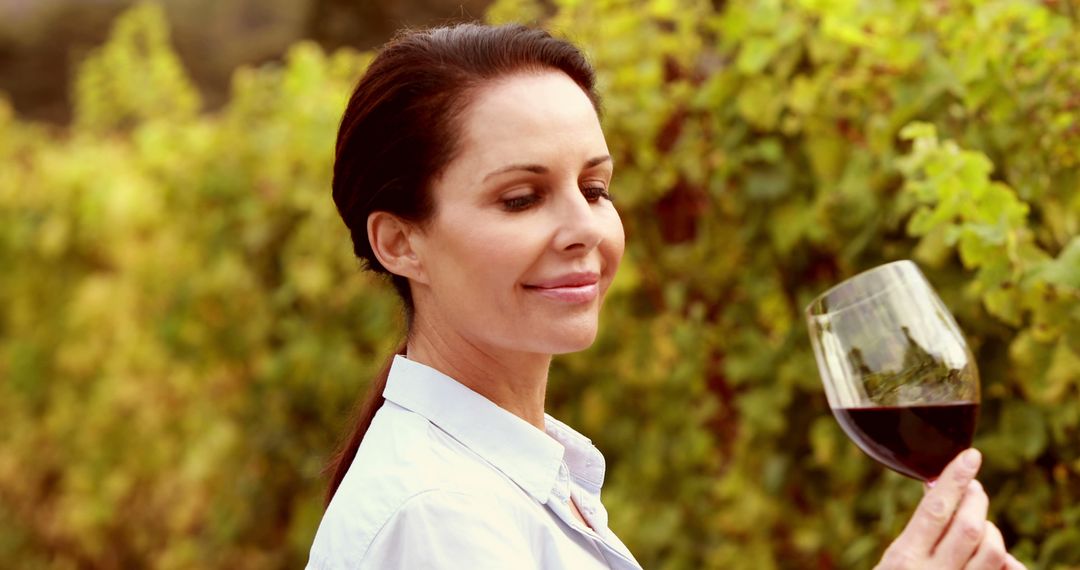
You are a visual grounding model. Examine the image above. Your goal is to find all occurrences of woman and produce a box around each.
[306,23,1024,570]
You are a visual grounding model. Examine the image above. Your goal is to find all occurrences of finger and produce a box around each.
[963,520,1006,569]
[875,541,924,570]
[902,448,982,553]
[932,480,989,567]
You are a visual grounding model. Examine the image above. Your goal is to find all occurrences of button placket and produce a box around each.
[553,461,571,503]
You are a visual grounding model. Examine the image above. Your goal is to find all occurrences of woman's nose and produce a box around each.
[551,187,604,253]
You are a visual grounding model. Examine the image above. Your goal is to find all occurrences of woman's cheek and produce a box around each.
[605,219,626,270]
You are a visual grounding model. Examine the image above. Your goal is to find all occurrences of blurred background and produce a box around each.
[1,0,1078,568]
[0,0,494,122]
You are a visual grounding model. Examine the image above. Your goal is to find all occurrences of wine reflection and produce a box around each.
[846,326,978,407]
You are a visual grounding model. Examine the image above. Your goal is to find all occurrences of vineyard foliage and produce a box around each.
[1,1,1078,568]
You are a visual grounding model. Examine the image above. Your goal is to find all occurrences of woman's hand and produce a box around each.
[875,449,1026,570]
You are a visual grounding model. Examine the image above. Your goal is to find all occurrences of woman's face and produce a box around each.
[410,70,624,356]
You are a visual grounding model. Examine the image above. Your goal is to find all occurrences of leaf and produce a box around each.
[1035,236,1080,289]
[1038,528,1080,567]
[1000,401,1048,461]
[737,36,781,74]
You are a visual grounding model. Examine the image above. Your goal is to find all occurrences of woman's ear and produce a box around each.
[367,211,428,284]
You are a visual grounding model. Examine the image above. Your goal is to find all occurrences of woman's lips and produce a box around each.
[524,271,601,303]
[525,282,599,303]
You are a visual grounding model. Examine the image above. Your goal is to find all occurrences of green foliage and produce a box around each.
[2,5,386,567]
[1,0,1078,568]
[74,3,201,132]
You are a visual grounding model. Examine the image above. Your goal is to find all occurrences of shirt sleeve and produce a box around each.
[359,488,536,570]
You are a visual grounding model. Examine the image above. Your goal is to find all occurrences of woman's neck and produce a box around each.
[405,313,552,431]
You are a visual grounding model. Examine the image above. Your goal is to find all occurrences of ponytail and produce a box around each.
[323,343,407,507]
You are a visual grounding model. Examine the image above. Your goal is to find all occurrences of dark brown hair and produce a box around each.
[324,22,600,506]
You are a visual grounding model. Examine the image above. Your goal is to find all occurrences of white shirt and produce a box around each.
[306,355,642,569]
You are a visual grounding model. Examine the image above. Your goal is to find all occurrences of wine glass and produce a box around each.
[805,260,980,482]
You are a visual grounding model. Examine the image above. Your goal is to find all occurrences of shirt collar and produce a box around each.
[382,355,567,503]
[545,415,606,492]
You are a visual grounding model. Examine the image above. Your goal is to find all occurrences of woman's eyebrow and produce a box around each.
[483,163,547,181]
[585,155,613,169]
[483,155,613,182]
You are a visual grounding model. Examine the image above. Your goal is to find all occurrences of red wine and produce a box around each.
[831,402,979,481]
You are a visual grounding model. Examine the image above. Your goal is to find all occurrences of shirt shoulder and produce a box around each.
[306,402,542,570]
[357,487,538,569]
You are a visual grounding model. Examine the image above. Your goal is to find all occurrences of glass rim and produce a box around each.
[805,259,920,318]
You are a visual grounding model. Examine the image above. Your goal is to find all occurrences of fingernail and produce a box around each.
[963,448,982,469]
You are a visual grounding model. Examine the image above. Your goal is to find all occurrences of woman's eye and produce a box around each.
[502,193,541,211]
[582,185,612,203]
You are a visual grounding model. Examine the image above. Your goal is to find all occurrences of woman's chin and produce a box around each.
[544,326,599,355]
[486,313,600,355]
